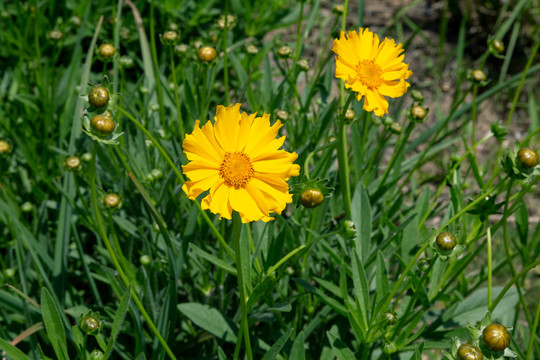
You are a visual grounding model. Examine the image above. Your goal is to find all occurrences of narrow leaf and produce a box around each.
[327,331,356,360]
[351,185,371,261]
[0,338,31,360]
[261,329,293,360]
[178,303,238,343]
[289,331,306,360]
[104,285,132,359]
[41,288,69,360]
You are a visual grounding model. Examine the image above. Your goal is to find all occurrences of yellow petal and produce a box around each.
[214,104,242,152]
[229,188,267,223]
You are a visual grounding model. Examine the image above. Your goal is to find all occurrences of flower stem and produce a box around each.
[232,212,253,360]
[223,0,230,105]
[487,225,492,308]
[337,92,356,218]
[88,143,177,360]
[116,105,234,260]
[170,48,185,139]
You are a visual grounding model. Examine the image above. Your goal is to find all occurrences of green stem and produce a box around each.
[116,105,233,260]
[337,93,356,217]
[232,212,253,360]
[378,120,415,188]
[149,0,166,125]
[339,0,349,107]
[505,30,540,127]
[501,179,533,327]
[526,293,540,359]
[88,143,177,360]
[489,257,540,312]
[223,0,230,105]
[170,48,185,138]
[486,225,492,308]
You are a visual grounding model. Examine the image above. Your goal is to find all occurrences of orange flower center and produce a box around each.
[219,152,254,189]
[355,60,383,90]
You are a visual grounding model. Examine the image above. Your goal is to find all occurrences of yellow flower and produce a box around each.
[182,104,300,223]
[332,28,412,117]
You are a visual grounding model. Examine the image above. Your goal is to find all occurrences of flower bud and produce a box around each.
[517,147,539,169]
[21,201,34,213]
[197,46,217,62]
[383,342,397,354]
[70,16,82,27]
[389,122,402,135]
[491,39,504,54]
[150,168,163,180]
[175,43,189,56]
[436,231,456,251]
[343,219,356,237]
[300,187,324,208]
[0,140,11,154]
[277,46,292,58]
[88,86,110,108]
[169,22,179,31]
[79,312,102,335]
[140,254,151,265]
[332,4,344,15]
[4,268,15,278]
[382,116,394,127]
[81,153,92,162]
[245,44,259,55]
[482,323,510,352]
[193,40,203,49]
[457,344,483,360]
[103,193,121,209]
[275,109,290,122]
[48,30,63,42]
[98,43,116,59]
[297,58,310,71]
[65,156,81,171]
[119,55,134,68]
[417,257,430,272]
[344,108,355,123]
[162,31,178,45]
[91,115,116,137]
[217,14,236,30]
[470,69,487,83]
[90,349,105,360]
[410,89,424,102]
[120,27,130,40]
[490,122,507,141]
[410,105,427,121]
[384,311,397,324]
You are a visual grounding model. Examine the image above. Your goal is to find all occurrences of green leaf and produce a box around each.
[289,331,306,360]
[440,287,519,328]
[350,184,371,261]
[218,347,227,360]
[351,252,369,330]
[104,285,132,359]
[375,251,389,305]
[401,216,419,264]
[41,288,69,360]
[0,338,31,360]
[327,331,356,360]
[240,225,252,294]
[261,329,293,360]
[178,303,238,343]
[189,243,237,276]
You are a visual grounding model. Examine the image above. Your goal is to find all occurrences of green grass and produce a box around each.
[1,0,540,359]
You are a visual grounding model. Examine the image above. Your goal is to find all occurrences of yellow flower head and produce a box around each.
[332,28,412,117]
[182,104,300,223]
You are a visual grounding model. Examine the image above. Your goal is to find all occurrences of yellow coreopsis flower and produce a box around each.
[182,104,300,223]
[332,27,412,117]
